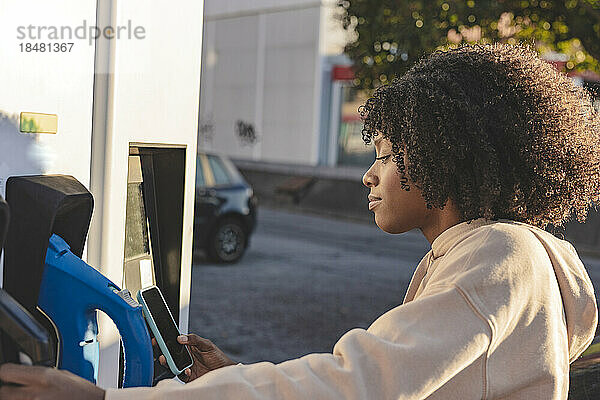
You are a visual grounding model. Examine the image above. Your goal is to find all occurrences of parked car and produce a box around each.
[193,152,257,263]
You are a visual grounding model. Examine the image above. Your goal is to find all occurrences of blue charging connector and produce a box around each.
[37,234,154,387]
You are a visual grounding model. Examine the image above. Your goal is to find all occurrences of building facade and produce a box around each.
[198,0,373,168]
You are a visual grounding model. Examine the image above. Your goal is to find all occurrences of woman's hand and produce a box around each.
[155,334,236,383]
[0,363,105,400]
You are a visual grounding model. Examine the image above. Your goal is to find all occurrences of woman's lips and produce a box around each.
[368,196,382,210]
[368,200,382,210]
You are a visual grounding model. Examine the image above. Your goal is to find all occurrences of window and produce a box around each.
[196,158,206,188]
[337,86,374,167]
[207,155,231,186]
[220,156,244,184]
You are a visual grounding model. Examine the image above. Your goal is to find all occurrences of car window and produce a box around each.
[207,155,231,186]
[220,156,244,184]
[196,158,206,188]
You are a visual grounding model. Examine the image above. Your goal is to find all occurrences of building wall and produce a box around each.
[201,15,259,159]
[0,0,96,195]
[200,1,324,165]
[261,7,321,164]
[205,0,320,17]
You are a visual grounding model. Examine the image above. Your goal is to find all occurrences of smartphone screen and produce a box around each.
[140,287,192,371]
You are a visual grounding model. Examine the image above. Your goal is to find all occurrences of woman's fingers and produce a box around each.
[153,338,168,366]
[178,334,214,351]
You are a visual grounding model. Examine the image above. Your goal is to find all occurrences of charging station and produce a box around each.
[0,0,203,388]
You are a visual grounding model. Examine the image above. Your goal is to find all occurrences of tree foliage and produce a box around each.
[339,0,600,89]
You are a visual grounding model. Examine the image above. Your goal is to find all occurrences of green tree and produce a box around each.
[339,0,600,89]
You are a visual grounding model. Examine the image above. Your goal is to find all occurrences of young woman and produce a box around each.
[1,43,598,400]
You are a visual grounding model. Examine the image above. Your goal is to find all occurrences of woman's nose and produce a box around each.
[362,166,378,188]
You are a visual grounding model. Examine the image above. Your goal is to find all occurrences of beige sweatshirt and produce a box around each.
[106,218,597,399]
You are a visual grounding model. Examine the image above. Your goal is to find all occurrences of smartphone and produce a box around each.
[137,286,193,376]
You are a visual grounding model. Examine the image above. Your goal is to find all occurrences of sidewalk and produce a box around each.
[234,159,373,224]
[234,159,600,258]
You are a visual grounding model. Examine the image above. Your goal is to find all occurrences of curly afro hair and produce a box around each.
[360,42,600,230]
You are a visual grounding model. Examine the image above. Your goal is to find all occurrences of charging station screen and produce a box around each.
[142,287,192,370]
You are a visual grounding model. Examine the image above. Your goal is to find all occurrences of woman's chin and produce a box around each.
[374,216,409,234]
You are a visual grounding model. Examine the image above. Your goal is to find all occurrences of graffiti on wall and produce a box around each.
[235,120,258,146]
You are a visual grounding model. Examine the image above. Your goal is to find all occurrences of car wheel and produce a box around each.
[208,217,247,263]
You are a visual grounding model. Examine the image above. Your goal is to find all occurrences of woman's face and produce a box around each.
[362,137,432,234]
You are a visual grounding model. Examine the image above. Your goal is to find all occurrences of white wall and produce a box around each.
[205,0,319,18]
[0,0,96,195]
[199,3,321,165]
[0,0,96,288]
[261,7,320,164]
[201,15,259,158]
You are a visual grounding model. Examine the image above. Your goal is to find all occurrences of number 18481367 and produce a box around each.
[19,42,74,52]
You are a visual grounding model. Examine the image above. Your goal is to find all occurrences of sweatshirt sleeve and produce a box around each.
[105,285,492,400]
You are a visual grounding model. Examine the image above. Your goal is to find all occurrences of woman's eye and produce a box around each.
[375,154,392,164]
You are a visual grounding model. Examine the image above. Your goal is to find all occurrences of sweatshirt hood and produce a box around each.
[432,218,598,362]
[519,223,598,362]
